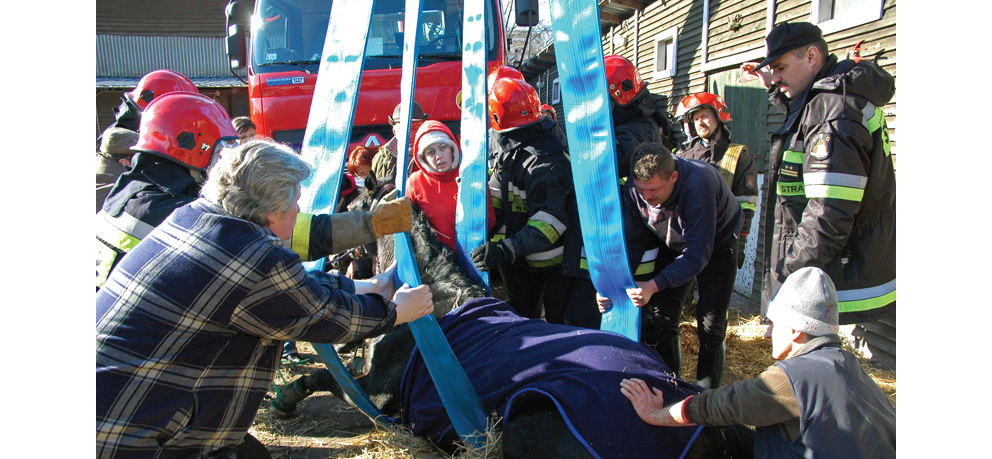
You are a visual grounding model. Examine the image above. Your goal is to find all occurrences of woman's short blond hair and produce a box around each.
[201,140,312,227]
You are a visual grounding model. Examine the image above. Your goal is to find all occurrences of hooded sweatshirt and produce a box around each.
[407,121,495,254]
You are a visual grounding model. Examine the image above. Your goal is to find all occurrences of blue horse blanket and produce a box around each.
[401,297,704,458]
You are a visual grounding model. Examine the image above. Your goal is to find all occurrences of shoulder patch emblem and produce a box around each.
[809,134,831,161]
[746,175,756,190]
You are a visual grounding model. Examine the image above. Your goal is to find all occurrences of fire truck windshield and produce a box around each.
[250,0,500,73]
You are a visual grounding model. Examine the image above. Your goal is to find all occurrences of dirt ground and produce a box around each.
[250,290,895,459]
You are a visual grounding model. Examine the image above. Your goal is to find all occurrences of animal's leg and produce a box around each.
[502,395,593,459]
[683,425,755,459]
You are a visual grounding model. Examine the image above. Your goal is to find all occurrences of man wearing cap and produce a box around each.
[741,22,896,324]
[371,101,427,192]
[96,127,139,213]
[620,267,896,458]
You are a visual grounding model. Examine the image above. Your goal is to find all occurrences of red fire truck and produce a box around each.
[225,0,514,152]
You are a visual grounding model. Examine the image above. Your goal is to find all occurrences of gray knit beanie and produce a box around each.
[766,267,839,336]
[100,128,140,156]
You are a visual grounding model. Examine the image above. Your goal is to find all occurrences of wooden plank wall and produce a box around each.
[708,0,768,61]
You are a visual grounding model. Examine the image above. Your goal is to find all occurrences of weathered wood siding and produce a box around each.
[708,0,767,61]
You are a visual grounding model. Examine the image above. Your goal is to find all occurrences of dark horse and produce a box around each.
[277,207,754,458]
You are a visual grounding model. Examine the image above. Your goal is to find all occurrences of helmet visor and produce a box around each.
[207,137,240,174]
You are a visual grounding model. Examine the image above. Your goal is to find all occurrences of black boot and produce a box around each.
[695,341,726,389]
[653,332,683,378]
[271,370,336,416]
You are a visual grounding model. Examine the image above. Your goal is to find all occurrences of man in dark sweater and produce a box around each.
[621,267,896,459]
[599,143,742,388]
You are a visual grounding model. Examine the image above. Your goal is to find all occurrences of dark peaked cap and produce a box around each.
[756,22,824,70]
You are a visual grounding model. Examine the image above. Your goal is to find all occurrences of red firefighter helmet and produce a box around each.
[604,55,646,106]
[675,92,732,137]
[126,70,199,111]
[675,92,732,123]
[488,78,543,132]
[132,92,239,171]
[540,103,556,120]
[487,65,524,93]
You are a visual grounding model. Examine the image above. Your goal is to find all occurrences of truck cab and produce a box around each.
[227,0,508,152]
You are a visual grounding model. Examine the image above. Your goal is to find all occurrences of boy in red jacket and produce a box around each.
[408,120,495,262]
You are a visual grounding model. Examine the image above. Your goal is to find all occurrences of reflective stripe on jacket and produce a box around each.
[95,210,156,288]
[490,118,574,269]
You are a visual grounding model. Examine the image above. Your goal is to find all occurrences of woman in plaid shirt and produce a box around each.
[96,140,434,459]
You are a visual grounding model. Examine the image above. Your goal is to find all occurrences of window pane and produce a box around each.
[820,0,875,22]
[655,39,669,72]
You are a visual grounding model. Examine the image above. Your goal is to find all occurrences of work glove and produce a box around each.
[470,240,515,271]
[371,196,413,237]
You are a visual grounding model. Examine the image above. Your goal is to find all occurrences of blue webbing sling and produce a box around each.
[455,0,491,291]
[296,0,392,425]
[389,0,489,445]
[548,0,640,340]
[295,0,489,443]
[546,3,703,453]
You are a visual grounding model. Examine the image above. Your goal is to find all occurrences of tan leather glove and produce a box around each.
[371,196,413,236]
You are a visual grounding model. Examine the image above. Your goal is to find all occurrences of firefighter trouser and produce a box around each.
[498,259,572,324]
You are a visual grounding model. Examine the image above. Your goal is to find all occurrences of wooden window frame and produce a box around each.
[809,0,885,35]
[651,26,679,81]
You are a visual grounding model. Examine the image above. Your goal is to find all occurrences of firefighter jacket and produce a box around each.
[632,157,742,292]
[613,88,673,178]
[489,117,575,270]
[96,154,380,289]
[679,129,759,236]
[96,154,200,288]
[760,55,896,324]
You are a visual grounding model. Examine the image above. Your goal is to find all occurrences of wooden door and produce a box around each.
[708,68,769,299]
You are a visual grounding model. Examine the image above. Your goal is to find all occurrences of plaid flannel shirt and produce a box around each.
[96,198,396,458]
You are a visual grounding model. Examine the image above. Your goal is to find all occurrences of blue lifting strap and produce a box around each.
[390,0,489,446]
[548,0,640,341]
[455,0,491,293]
[295,0,393,426]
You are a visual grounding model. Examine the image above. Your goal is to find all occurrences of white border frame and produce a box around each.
[651,26,679,80]
[809,0,885,35]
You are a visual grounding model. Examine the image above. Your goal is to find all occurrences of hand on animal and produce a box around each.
[620,378,670,427]
[392,283,434,325]
[371,196,413,236]
[470,240,515,271]
[596,292,612,313]
[354,262,397,298]
[626,280,659,307]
